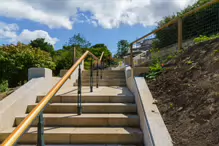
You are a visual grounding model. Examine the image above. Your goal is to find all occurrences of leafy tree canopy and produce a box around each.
[115,40,129,58]
[91,44,107,49]
[0,43,56,87]
[67,33,91,48]
[30,38,54,54]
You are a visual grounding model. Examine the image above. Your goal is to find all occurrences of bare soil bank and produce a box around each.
[148,39,219,146]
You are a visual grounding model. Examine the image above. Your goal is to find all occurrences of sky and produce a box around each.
[0,0,197,54]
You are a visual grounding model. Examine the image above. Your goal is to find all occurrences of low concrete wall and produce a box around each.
[0,68,74,132]
[28,68,52,80]
[125,66,172,146]
[134,67,149,76]
[0,77,57,131]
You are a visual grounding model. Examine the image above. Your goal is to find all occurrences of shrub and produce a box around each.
[0,80,8,92]
[194,34,219,44]
[146,58,164,80]
[0,43,56,87]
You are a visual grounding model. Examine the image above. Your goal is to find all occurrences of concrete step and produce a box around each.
[74,82,126,86]
[17,144,140,146]
[15,114,139,127]
[75,80,126,85]
[27,103,137,114]
[83,75,126,79]
[82,72,125,76]
[81,79,126,82]
[82,75,125,79]
[0,127,143,144]
[83,70,125,73]
[37,95,135,103]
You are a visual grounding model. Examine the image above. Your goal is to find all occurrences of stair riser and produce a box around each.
[83,70,124,72]
[15,117,140,127]
[81,79,126,82]
[0,134,143,144]
[77,79,126,82]
[83,71,125,74]
[16,144,139,146]
[76,81,126,85]
[82,73,125,76]
[37,96,135,103]
[27,105,137,114]
[74,83,126,86]
[83,76,125,79]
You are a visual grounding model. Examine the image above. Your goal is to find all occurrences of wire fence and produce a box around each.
[128,0,219,67]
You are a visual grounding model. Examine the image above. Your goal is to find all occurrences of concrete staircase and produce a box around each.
[74,70,127,86]
[0,70,143,145]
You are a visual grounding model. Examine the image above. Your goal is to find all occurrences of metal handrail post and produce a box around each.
[77,63,82,115]
[96,62,99,88]
[37,112,45,146]
[90,59,93,92]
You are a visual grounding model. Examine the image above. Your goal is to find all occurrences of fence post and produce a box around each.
[73,47,76,64]
[178,18,183,50]
[130,44,133,67]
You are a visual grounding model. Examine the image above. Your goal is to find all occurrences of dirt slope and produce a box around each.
[148,39,219,146]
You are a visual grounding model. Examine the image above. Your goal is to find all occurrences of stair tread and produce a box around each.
[81,80,126,81]
[17,144,137,146]
[2,127,142,134]
[17,114,139,118]
[31,103,136,106]
[38,95,134,97]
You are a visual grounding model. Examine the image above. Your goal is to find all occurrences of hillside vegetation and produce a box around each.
[148,39,219,146]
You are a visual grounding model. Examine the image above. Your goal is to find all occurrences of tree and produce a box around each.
[30,38,54,54]
[53,49,74,75]
[91,44,106,48]
[116,40,129,58]
[67,33,91,48]
[0,43,56,87]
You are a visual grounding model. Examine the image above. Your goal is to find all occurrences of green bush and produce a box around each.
[0,80,8,92]
[0,43,56,87]
[146,58,164,80]
[194,34,219,44]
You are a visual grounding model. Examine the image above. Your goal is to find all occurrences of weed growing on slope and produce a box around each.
[194,34,219,44]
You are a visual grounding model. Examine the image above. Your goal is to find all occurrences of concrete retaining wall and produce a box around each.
[134,67,149,76]
[125,66,173,146]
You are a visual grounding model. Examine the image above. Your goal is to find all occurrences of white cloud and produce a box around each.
[15,29,59,46]
[0,22,58,45]
[0,22,18,39]
[0,0,197,29]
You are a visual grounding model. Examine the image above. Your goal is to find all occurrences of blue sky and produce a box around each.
[0,0,195,54]
[0,15,155,55]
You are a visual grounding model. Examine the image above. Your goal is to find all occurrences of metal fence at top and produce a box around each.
[129,0,219,67]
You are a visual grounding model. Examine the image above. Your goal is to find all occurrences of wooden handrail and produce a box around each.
[89,51,99,60]
[131,0,219,45]
[1,50,99,146]
[99,52,104,62]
